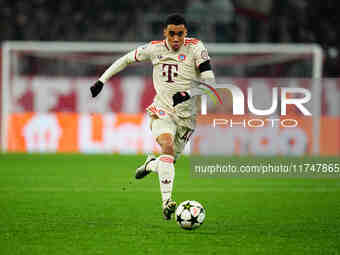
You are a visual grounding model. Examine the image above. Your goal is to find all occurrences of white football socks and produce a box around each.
[157,155,175,202]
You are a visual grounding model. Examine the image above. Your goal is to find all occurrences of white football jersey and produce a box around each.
[134,38,210,129]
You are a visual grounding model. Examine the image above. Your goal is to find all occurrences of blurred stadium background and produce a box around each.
[0,1,339,254]
[0,0,339,155]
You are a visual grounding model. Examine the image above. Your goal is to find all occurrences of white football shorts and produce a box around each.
[150,117,194,156]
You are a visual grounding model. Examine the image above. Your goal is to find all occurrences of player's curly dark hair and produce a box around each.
[164,13,188,29]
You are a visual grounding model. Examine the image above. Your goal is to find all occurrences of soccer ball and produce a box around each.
[175,200,206,230]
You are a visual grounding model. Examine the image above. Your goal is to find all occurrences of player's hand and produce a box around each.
[173,91,191,106]
[90,80,104,98]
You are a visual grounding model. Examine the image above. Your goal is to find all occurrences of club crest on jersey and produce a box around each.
[178,54,186,61]
[148,105,168,118]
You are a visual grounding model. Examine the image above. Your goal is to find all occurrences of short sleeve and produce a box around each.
[193,41,210,67]
[134,43,152,62]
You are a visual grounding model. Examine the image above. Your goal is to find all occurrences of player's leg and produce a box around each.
[151,118,178,219]
[135,117,168,178]
[135,117,177,219]
[135,154,157,179]
[174,126,194,163]
[151,117,178,219]
[158,126,194,220]
[155,132,177,220]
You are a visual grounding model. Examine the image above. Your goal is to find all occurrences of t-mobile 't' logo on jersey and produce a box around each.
[162,64,178,83]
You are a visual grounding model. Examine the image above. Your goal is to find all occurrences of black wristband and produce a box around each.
[198,60,212,73]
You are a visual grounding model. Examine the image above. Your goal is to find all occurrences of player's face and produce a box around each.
[164,24,187,51]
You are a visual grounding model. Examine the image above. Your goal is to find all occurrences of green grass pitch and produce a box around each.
[0,154,339,255]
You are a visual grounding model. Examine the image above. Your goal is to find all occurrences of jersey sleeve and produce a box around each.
[193,40,211,67]
[98,43,153,83]
[134,43,152,62]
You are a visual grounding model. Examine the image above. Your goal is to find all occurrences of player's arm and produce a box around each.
[173,40,217,106]
[191,60,216,96]
[173,41,216,106]
[90,44,151,98]
[173,60,216,106]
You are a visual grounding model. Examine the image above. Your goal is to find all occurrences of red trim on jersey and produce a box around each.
[159,156,174,163]
[134,49,140,62]
[164,40,170,51]
[151,40,163,44]
[184,38,200,46]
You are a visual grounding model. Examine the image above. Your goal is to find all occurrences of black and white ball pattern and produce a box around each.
[175,200,206,230]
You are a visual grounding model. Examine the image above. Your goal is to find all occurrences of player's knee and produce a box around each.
[157,133,174,155]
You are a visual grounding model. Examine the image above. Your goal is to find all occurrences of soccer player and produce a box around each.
[90,14,216,220]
